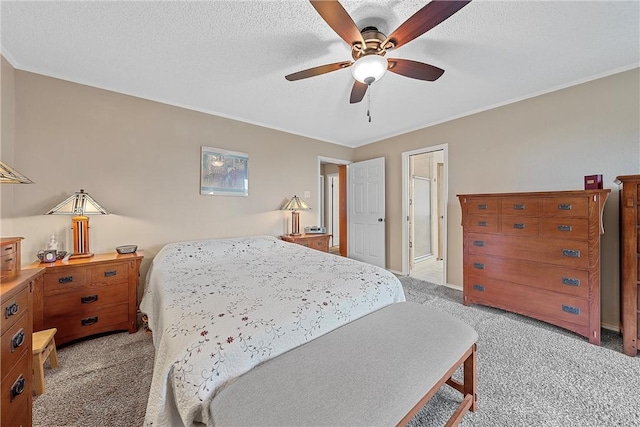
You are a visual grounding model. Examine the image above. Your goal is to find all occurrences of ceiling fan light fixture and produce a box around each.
[351,55,388,85]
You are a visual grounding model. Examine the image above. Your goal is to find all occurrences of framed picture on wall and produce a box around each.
[200,146,249,196]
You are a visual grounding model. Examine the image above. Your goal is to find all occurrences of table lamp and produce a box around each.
[46,189,108,258]
[281,195,311,236]
[0,160,33,184]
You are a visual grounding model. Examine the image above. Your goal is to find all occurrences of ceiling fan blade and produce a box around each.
[310,0,366,48]
[383,0,471,50]
[387,58,445,81]
[285,61,352,81]
[350,81,368,104]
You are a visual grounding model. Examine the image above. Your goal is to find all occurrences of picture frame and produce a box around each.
[200,146,249,196]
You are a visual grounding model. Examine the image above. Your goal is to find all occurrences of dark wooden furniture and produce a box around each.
[1,265,44,427]
[617,175,640,356]
[458,189,609,344]
[280,234,332,253]
[29,252,143,346]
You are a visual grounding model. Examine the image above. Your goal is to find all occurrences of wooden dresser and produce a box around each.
[1,237,44,427]
[616,175,640,356]
[29,252,143,346]
[458,189,609,345]
[280,234,332,253]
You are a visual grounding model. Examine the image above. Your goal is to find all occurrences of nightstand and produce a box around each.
[280,234,332,253]
[28,251,143,346]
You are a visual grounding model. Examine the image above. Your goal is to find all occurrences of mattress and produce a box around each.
[140,235,405,426]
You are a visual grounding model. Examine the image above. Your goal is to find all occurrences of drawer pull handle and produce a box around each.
[477,204,488,210]
[473,262,485,270]
[5,302,19,318]
[81,316,99,326]
[104,270,117,277]
[558,203,572,210]
[10,375,26,401]
[562,277,581,286]
[11,329,25,352]
[513,203,525,210]
[59,276,74,284]
[557,225,573,232]
[513,223,525,229]
[5,257,13,262]
[81,295,99,304]
[473,284,485,292]
[477,221,488,227]
[562,305,580,315]
[562,249,580,258]
[4,246,12,252]
[473,240,485,247]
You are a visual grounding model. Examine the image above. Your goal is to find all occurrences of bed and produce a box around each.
[140,235,406,427]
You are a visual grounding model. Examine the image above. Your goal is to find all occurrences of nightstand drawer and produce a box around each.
[44,266,88,295]
[45,303,129,344]
[1,287,29,335]
[1,311,31,381]
[89,262,129,286]
[44,282,128,317]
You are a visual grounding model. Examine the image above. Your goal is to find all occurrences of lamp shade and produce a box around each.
[46,189,108,216]
[0,161,34,184]
[351,55,388,85]
[281,195,311,211]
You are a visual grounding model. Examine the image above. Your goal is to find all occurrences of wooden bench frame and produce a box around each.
[399,343,477,426]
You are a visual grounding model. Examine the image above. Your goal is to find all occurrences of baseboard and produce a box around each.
[388,269,405,276]
[601,322,620,333]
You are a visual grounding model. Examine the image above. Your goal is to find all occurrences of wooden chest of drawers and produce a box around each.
[1,237,23,281]
[616,175,640,356]
[29,252,143,346]
[280,234,332,253]
[458,189,609,344]
[1,267,44,427]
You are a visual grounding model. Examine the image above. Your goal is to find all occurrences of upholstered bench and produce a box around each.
[211,301,478,426]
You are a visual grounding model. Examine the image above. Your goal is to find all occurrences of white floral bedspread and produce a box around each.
[140,235,405,427]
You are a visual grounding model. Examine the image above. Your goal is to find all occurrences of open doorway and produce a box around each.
[318,157,350,256]
[402,145,447,286]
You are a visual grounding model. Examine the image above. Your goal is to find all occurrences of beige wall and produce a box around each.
[6,67,353,288]
[1,56,17,235]
[354,68,640,329]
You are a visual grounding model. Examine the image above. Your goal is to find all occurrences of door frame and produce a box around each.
[401,144,448,283]
[318,156,351,251]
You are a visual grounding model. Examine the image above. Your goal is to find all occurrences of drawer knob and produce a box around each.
[562,277,581,286]
[558,203,573,210]
[81,294,99,304]
[473,284,485,292]
[513,223,525,229]
[473,262,485,270]
[59,276,74,284]
[104,270,117,277]
[562,249,580,258]
[11,329,25,352]
[473,240,485,247]
[10,375,26,401]
[557,225,573,232]
[81,316,99,326]
[5,302,19,319]
[513,203,525,210]
[562,305,580,315]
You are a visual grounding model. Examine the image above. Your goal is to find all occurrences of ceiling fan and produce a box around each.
[285,0,472,104]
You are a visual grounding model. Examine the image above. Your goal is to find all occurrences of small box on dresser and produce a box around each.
[458,189,609,345]
[616,175,640,356]
[29,251,143,346]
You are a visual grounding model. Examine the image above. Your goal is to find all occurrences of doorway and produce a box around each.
[402,145,447,286]
[318,157,350,255]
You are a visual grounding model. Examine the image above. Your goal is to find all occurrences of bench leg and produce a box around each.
[48,339,59,369]
[33,354,45,396]
[464,343,477,412]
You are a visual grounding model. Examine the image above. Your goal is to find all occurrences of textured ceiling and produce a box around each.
[1,1,639,148]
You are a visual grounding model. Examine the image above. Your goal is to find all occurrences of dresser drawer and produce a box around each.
[499,217,539,237]
[540,218,589,240]
[466,215,498,233]
[45,302,129,343]
[44,282,128,317]
[467,255,589,298]
[467,275,589,327]
[1,351,31,427]
[44,266,88,295]
[89,262,129,286]
[1,310,31,381]
[500,197,540,216]
[1,287,29,335]
[467,233,589,268]
[465,198,498,215]
[5,393,30,427]
[542,196,588,217]
[0,253,18,280]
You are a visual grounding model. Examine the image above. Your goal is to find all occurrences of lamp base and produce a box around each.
[69,252,94,260]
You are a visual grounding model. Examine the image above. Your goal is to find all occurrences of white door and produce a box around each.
[348,157,385,268]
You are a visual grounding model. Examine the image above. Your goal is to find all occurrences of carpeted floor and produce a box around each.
[33,276,640,426]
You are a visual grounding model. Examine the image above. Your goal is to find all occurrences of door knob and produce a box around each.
[378,218,384,222]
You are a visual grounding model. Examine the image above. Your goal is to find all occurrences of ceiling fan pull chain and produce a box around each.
[367,86,372,123]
